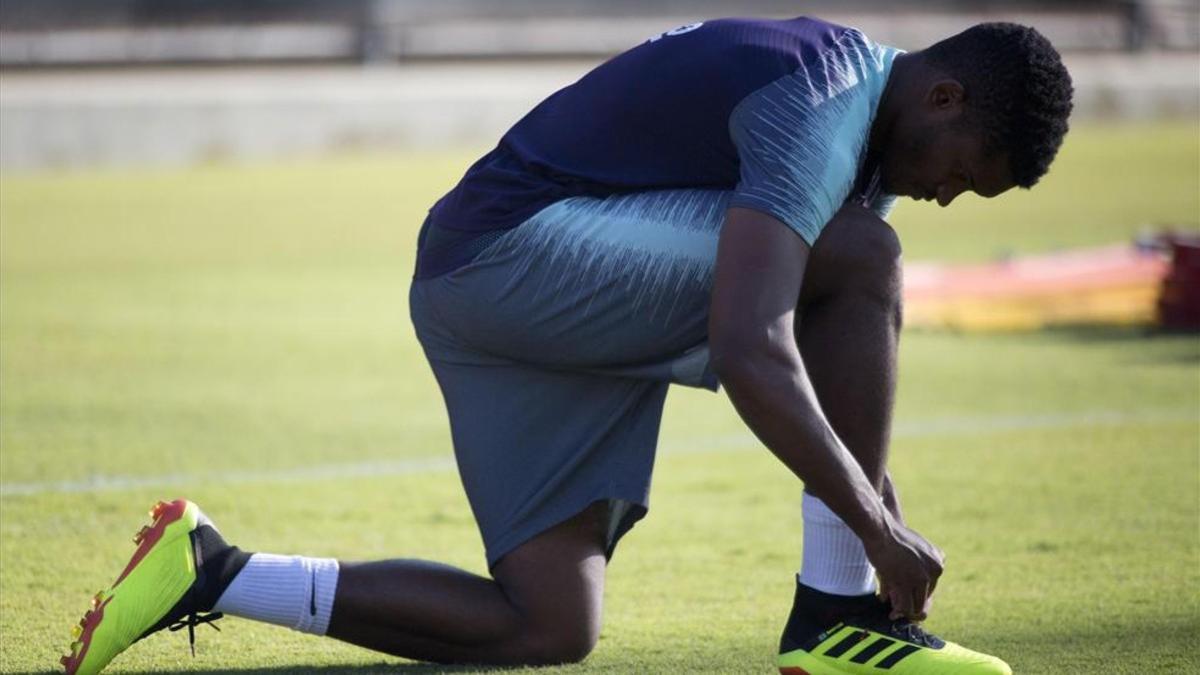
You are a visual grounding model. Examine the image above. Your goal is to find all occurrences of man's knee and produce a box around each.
[803,204,903,307]
[501,570,602,665]
[520,620,599,665]
[493,502,608,665]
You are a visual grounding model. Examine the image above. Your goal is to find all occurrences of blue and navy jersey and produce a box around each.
[417,17,900,279]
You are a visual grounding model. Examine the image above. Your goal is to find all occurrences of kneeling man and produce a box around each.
[64,16,1071,675]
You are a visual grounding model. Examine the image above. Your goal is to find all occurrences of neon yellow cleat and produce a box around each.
[60,499,231,675]
[777,581,1010,675]
[778,618,1012,675]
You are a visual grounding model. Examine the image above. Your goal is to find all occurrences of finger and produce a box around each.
[913,594,929,621]
[909,584,928,621]
[890,586,914,621]
[887,587,901,619]
[928,556,944,589]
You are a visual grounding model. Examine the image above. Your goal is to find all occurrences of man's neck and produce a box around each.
[867,51,919,161]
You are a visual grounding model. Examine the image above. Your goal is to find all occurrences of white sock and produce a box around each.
[213,553,340,635]
[799,492,877,596]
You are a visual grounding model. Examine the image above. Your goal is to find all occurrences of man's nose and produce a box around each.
[936,184,965,208]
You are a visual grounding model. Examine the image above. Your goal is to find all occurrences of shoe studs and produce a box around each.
[63,591,107,672]
[63,504,186,673]
[150,500,170,520]
[135,501,176,543]
[60,640,83,668]
[63,502,189,672]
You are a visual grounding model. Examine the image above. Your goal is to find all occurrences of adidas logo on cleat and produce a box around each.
[781,625,925,673]
[818,627,923,668]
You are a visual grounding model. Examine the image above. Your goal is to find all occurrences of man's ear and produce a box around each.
[927,80,965,113]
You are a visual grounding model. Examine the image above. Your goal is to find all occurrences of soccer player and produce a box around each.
[62,17,1072,675]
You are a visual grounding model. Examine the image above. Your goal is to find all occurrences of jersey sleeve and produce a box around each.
[728,29,897,244]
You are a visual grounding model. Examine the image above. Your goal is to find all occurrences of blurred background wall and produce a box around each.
[1,0,1197,170]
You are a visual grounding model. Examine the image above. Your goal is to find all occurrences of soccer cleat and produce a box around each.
[778,620,1012,674]
[778,583,1011,675]
[60,499,243,675]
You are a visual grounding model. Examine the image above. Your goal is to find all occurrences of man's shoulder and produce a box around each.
[704,15,858,45]
[692,16,861,66]
[686,17,893,102]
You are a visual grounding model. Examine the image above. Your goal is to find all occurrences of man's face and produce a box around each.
[879,86,1017,207]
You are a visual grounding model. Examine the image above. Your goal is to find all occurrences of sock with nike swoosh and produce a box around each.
[212,553,340,635]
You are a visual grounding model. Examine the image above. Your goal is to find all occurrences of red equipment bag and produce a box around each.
[1157,234,1200,330]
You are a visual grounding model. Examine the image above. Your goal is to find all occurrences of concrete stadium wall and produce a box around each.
[5,1,1197,63]
[1,53,1197,171]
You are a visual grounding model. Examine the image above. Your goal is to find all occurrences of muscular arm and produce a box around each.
[882,471,904,523]
[710,207,943,619]
[708,207,892,547]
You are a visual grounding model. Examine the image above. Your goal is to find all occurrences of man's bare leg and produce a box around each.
[777,205,906,646]
[326,501,608,665]
[796,204,903,490]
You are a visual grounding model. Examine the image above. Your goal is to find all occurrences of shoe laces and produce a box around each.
[168,611,223,657]
[853,603,945,649]
[888,619,941,648]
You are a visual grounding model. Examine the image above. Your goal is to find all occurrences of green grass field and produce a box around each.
[1,122,1198,674]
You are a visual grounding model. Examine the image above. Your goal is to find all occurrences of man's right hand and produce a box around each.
[865,515,945,622]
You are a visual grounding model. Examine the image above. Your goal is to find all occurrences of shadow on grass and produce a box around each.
[18,613,1198,674]
[996,613,1200,675]
[13,666,514,675]
[184,662,513,667]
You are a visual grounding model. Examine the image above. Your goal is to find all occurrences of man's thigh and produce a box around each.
[417,351,667,569]
[418,188,731,371]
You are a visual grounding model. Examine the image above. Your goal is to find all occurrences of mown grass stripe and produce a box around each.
[1,408,1193,498]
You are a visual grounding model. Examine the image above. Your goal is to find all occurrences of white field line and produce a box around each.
[1,408,1195,498]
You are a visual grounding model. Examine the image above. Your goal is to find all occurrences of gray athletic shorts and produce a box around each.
[410,188,729,567]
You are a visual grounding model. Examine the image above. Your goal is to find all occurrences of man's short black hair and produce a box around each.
[924,22,1074,188]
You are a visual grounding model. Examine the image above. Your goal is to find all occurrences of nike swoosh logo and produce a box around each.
[309,569,317,616]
